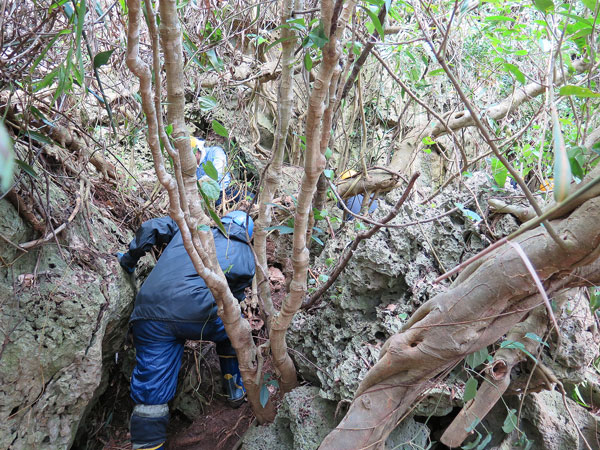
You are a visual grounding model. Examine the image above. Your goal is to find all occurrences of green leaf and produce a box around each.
[303,52,313,71]
[427,68,446,77]
[93,49,115,68]
[533,0,554,13]
[362,6,385,41]
[0,122,15,191]
[198,95,217,112]
[491,157,508,187]
[307,21,329,48]
[581,0,598,11]
[476,433,493,450]
[559,85,600,98]
[73,0,86,87]
[503,63,525,84]
[208,207,228,236]
[500,340,537,362]
[264,225,295,234]
[212,120,229,138]
[524,332,549,347]
[27,131,53,145]
[34,70,59,92]
[200,178,221,200]
[197,224,210,232]
[202,160,219,181]
[324,147,333,160]
[485,15,515,22]
[318,273,329,282]
[324,169,334,178]
[502,409,517,433]
[15,159,38,178]
[311,235,324,246]
[463,377,478,403]
[465,348,489,369]
[260,383,270,407]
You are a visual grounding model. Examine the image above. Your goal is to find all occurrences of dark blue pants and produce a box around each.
[130,318,234,405]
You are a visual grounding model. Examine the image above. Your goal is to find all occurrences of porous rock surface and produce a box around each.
[288,173,504,402]
[0,190,134,449]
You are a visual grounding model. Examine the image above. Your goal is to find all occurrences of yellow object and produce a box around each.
[540,178,554,192]
[340,169,358,180]
[138,443,164,450]
[190,136,199,148]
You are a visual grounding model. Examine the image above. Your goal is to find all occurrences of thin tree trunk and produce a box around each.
[126,0,273,422]
[270,0,358,394]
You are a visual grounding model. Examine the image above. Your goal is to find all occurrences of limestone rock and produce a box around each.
[0,193,135,449]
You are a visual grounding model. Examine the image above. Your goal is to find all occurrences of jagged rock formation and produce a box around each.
[0,190,134,449]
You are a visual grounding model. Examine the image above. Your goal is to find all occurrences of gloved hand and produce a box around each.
[115,252,135,274]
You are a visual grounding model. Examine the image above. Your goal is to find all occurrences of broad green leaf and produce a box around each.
[427,68,446,77]
[212,120,229,138]
[260,383,270,407]
[559,85,600,98]
[324,147,332,160]
[581,0,598,10]
[503,63,525,84]
[27,131,53,145]
[463,377,478,403]
[93,49,115,68]
[202,160,219,181]
[502,409,517,433]
[198,95,217,112]
[0,122,15,191]
[363,6,385,41]
[15,159,38,178]
[264,225,295,234]
[324,169,334,178]
[307,21,329,48]
[200,178,221,200]
[533,0,554,13]
[491,157,508,187]
[318,273,329,282]
[304,52,313,71]
[466,348,489,369]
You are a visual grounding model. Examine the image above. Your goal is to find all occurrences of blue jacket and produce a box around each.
[120,217,255,323]
[196,145,231,190]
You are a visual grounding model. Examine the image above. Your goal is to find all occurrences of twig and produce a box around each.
[507,241,560,337]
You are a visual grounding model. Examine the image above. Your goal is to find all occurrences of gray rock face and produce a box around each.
[0,194,134,449]
[242,385,339,450]
[289,173,501,402]
[517,390,599,450]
